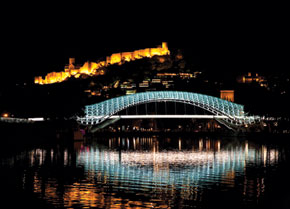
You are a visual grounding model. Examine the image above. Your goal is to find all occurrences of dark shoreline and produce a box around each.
[1,120,289,145]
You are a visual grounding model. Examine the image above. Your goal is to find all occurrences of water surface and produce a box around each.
[1,136,290,208]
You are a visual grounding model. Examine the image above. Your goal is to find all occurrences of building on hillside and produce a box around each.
[220,90,234,102]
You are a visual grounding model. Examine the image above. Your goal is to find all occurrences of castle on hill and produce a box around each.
[34,42,170,85]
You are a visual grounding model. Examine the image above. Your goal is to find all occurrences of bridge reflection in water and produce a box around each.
[10,137,282,209]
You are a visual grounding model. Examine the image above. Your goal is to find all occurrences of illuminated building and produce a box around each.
[156,73,177,78]
[179,73,193,79]
[126,89,137,95]
[151,78,161,83]
[220,90,234,102]
[139,80,149,88]
[34,42,170,85]
[237,72,266,85]
[139,83,149,88]
[156,72,196,79]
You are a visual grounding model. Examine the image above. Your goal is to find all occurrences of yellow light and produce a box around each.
[34,43,170,85]
[2,113,9,118]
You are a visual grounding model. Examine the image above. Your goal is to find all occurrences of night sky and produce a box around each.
[1,9,289,86]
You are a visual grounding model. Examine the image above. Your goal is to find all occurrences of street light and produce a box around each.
[2,113,9,118]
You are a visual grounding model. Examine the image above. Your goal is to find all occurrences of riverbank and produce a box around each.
[1,120,289,146]
[0,120,77,146]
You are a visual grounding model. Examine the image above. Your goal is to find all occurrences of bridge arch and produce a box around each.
[78,91,252,126]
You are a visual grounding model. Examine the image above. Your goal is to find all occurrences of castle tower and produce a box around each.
[68,58,75,72]
[162,42,168,49]
[69,58,75,65]
[161,42,169,55]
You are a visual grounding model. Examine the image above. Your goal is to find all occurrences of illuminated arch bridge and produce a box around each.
[77,91,257,126]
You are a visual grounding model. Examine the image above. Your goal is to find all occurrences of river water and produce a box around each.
[1,135,290,209]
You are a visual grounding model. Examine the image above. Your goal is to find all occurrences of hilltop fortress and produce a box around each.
[35,42,170,85]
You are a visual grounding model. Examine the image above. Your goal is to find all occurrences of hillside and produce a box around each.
[1,49,290,119]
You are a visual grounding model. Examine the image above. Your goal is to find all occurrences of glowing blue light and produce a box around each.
[78,91,249,125]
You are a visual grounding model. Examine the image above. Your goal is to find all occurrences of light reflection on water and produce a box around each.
[0,137,285,208]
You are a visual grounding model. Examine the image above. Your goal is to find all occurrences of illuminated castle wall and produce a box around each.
[35,42,170,85]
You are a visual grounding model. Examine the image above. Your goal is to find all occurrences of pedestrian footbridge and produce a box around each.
[77,91,258,128]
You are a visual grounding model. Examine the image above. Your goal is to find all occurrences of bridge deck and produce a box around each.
[87,115,230,119]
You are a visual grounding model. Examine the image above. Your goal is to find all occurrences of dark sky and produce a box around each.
[1,8,289,86]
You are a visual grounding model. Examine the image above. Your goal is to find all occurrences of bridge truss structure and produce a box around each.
[77,91,257,126]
